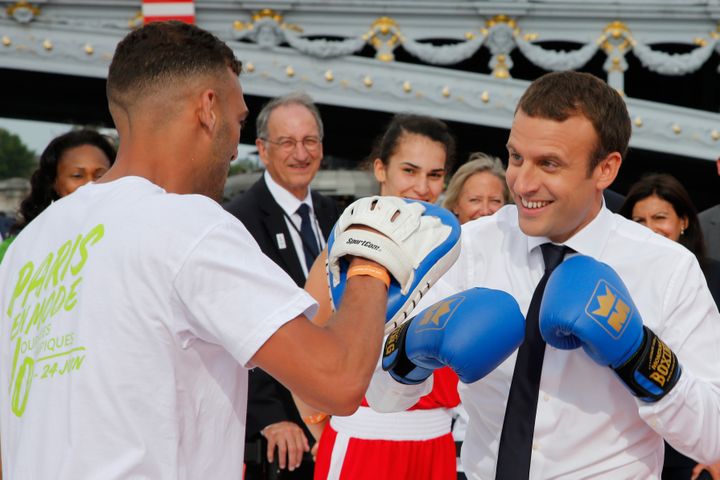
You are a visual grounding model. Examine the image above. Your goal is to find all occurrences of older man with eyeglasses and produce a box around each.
[224,91,339,480]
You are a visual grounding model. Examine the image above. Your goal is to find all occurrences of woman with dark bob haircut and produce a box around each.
[620,172,720,480]
[0,129,116,262]
[619,173,709,271]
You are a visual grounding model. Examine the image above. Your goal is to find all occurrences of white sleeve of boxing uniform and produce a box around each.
[637,255,720,464]
[366,243,468,413]
[365,349,434,413]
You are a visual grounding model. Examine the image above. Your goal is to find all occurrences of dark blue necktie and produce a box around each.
[296,204,319,270]
[495,243,572,479]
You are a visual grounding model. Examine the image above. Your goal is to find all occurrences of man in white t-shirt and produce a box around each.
[0,22,412,479]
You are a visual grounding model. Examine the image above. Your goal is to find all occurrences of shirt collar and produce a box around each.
[525,200,613,258]
[263,170,314,216]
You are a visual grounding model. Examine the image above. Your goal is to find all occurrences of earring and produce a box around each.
[680,228,685,236]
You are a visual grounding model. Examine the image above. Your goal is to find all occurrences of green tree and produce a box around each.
[0,128,36,180]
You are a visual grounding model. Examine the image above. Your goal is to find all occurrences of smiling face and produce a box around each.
[453,171,506,223]
[505,109,620,243]
[53,144,112,197]
[631,194,687,242]
[373,133,447,203]
[257,103,323,200]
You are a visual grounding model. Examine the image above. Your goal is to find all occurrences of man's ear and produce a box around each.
[594,152,622,191]
[256,137,270,167]
[198,89,217,132]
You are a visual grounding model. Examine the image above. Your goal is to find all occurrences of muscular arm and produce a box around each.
[303,249,333,327]
[291,249,333,440]
[252,257,387,416]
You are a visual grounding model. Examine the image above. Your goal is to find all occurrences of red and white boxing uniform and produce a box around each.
[314,367,459,480]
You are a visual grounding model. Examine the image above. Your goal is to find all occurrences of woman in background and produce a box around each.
[297,114,459,480]
[442,152,511,223]
[0,129,116,263]
[620,173,720,480]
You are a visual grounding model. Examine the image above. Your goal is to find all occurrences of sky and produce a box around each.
[0,117,89,154]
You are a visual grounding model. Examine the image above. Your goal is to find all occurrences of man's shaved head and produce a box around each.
[107,21,241,112]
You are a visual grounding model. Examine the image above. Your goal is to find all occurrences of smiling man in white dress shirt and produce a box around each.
[367,71,720,479]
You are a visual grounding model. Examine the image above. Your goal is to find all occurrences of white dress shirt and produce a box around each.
[366,204,720,480]
[263,171,323,278]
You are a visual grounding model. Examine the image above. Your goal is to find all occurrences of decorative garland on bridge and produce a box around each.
[231,9,720,91]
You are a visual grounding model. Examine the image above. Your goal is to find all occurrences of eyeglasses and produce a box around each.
[260,136,322,152]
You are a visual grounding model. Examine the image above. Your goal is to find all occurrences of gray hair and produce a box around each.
[442,152,511,212]
[255,91,324,140]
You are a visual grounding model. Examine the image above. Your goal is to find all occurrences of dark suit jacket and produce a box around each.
[603,189,625,213]
[224,176,339,444]
[700,204,720,262]
[703,257,720,307]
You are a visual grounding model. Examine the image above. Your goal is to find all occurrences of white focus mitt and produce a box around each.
[327,196,461,333]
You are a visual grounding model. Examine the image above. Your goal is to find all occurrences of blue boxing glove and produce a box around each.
[539,255,681,402]
[327,196,461,333]
[382,288,525,385]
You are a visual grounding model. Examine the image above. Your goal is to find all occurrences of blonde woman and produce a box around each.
[442,152,511,224]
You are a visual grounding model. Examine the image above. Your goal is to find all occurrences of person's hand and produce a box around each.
[261,421,309,471]
[693,461,720,480]
[539,255,680,402]
[383,287,525,385]
[310,441,320,462]
[327,196,462,333]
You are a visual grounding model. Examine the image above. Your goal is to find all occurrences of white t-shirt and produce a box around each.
[0,176,317,479]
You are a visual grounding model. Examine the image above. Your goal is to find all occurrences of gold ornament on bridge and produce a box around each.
[363,76,373,88]
[42,39,52,51]
[441,86,451,98]
[252,9,283,24]
[84,43,94,55]
[711,130,719,141]
[480,91,490,103]
[365,16,401,62]
[493,54,510,79]
[285,66,295,77]
[599,21,633,54]
[711,23,720,40]
[2,35,11,47]
[233,20,253,32]
[128,11,142,29]
[6,1,40,23]
[485,15,518,31]
[245,62,255,73]
[672,124,682,135]
[483,15,529,79]
[402,81,412,93]
[634,117,643,128]
[235,9,301,34]
[324,70,334,82]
